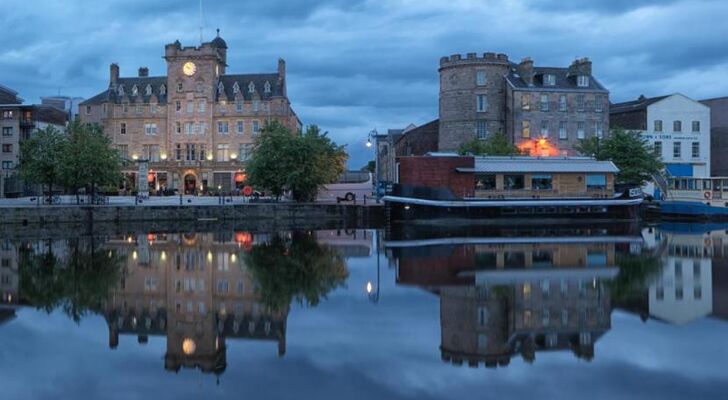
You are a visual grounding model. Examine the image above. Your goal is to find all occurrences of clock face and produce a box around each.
[183,62,197,76]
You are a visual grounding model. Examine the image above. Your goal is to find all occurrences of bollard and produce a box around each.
[179,193,183,206]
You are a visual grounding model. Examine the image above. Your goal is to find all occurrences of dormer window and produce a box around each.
[217,82,225,95]
[543,74,556,86]
[264,81,271,94]
[577,75,589,87]
[248,82,255,93]
[233,82,240,94]
[118,85,125,96]
[131,85,138,96]
[159,84,166,95]
[145,84,152,96]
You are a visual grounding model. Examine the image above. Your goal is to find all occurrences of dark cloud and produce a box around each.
[0,0,726,168]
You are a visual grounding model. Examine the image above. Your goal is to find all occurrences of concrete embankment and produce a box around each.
[0,203,383,228]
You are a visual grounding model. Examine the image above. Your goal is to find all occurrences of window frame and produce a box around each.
[531,174,553,190]
[503,174,525,190]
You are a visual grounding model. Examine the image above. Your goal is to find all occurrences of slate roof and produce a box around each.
[455,156,619,173]
[216,73,282,102]
[505,66,608,93]
[610,95,669,114]
[80,76,168,106]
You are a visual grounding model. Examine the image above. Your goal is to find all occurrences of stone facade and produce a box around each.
[80,33,300,195]
[438,53,510,151]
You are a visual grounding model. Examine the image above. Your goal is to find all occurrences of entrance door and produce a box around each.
[184,174,197,195]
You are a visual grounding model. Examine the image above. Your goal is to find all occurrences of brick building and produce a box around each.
[80,31,301,194]
[700,96,728,176]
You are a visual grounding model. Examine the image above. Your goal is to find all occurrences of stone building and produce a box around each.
[699,96,728,176]
[0,85,68,197]
[435,54,609,156]
[80,32,301,194]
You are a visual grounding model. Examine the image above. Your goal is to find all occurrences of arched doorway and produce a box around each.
[183,173,197,195]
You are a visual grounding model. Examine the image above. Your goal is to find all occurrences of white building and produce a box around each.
[611,94,711,195]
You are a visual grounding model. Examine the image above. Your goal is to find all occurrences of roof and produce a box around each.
[456,156,619,173]
[610,95,669,114]
[395,119,440,156]
[506,66,608,93]
[217,73,283,102]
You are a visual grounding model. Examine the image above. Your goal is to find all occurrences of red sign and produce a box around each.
[243,186,253,196]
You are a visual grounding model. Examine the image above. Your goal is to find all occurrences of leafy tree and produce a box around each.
[18,126,66,198]
[59,122,122,202]
[575,128,663,185]
[458,132,523,156]
[246,121,348,201]
[362,161,376,173]
[245,232,349,311]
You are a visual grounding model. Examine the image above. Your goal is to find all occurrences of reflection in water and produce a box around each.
[0,231,348,376]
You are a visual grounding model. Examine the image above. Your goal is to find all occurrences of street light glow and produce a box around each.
[366,281,373,294]
[366,140,372,148]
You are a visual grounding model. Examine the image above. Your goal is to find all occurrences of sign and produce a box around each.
[137,160,150,199]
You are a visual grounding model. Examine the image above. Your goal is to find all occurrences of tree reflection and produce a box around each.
[245,232,349,311]
[608,251,663,305]
[18,239,124,322]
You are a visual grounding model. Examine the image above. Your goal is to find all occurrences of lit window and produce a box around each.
[577,75,589,87]
[217,144,230,161]
[476,70,487,86]
[521,120,530,138]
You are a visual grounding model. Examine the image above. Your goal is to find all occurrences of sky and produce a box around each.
[1,0,727,168]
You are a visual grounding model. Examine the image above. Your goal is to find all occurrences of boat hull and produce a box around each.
[658,200,728,220]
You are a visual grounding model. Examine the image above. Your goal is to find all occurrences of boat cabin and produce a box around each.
[667,176,728,202]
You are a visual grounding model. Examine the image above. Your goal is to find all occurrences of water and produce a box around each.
[1,222,727,399]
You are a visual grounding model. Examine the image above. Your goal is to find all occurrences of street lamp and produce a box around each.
[366,129,380,200]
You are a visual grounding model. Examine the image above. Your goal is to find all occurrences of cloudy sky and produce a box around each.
[1,0,727,167]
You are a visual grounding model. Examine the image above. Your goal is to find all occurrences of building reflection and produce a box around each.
[386,226,641,367]
[103,232,288,375]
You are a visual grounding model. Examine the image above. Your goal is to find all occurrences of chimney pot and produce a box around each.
[138,67,149,77]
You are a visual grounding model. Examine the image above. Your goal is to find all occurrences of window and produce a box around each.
[594,121,603,138]
[186,122,194,135]
[586,174,607,190]
[654,120,663,132]
[217,144,230,161]
[476,95,487,112]
[475,174,496,190]
[175,144,182,160]
[144,123,157,136]
[1,161,13,170]
[122,104,129,113]
[2,144,12,153]
[577,75,589,87]
[540,94,549,111]
[476,120,487,139]
[248,82,255,93]
[594,96,603,112]
[531,175,552,190]
[239,143,253,161]
[186,101,193,113]
[577,122,585,139]
[175,122,181,134]
[252,120,260,135]
[504,175,524,190]
[673,141,681,158]
[252,100,259,112]
[237,120,244,135]
[521,94,530,111]
[85,105,92,115]
[544,74,556,86]
[692,142,700,158]
[654,141,662,157]
[150,103,157,114]
[132,85,138,96]
[692,121,700,133]
[136,104,143,114]
[217,121,229,134]
[540,120,549,137]
[2,127,12,136]
[576,94,585,112]
[559,95,567,111]
[521,120,530,138]
[264,81,271,93]
[118,145,128,160]
[2,110,14,119]
[118,86,125,96]
[673,120,682,132]
[145,85,152,96]
[177,82,183,92]
[160,84,166,95]
[476,70,487,86]
[233,82,240,94]
[236,101,243,112]
[559,121,567,139]
[199,144,206,161]
[149,145,160,162]
[186,143,196,161]
[198,100,206,112]
[175,101,181,112]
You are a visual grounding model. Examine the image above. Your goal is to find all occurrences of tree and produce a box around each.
[246,121,348,201]
[575,128,663,185]
[245,232,349,311]
[59,121,122,202]
[18,126,66,198]
[458,132,523,156]
[361,161,376,173]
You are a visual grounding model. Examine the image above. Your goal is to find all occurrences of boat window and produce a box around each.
[531,175,553,190]
[723,180,728,189]
[586,174,607,190]
[475,174,496,190]
[703,180,712,190]
[688,179,696,190]
[504,175,525,190]
[715,180,723,191]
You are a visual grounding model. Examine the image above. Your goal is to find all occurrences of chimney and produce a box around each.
[138,67,149,77]
[278,58,287,96]
[569,57,592,76]
[110,63,119,85]
[518,57,534,86]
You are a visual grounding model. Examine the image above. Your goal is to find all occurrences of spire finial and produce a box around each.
[216,28,220,37]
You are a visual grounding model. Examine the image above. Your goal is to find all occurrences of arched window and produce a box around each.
[248,82,255,93]
[117,85,125,96]
[218,82,225,95]
[264,81,271,94]
[145,84,152,96]
[131,85,138,96]
[159,84,166,95]
[233,82,240,94]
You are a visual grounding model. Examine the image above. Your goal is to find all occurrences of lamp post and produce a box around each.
[366,129,380,201]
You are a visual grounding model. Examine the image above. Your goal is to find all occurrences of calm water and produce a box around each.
[1,222,727,399]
